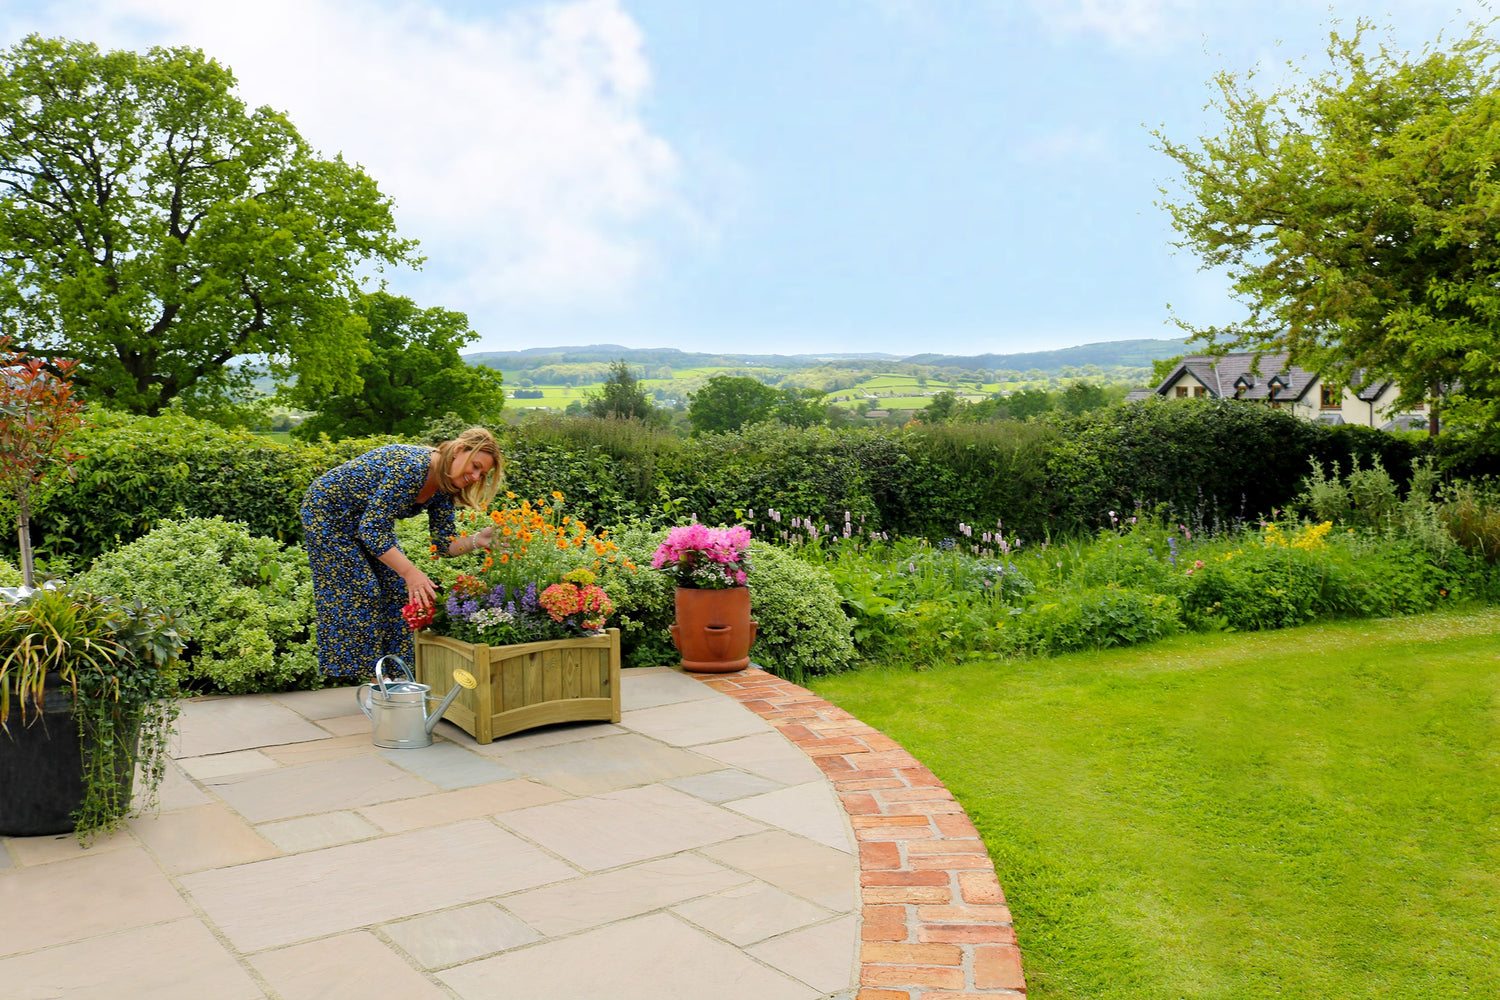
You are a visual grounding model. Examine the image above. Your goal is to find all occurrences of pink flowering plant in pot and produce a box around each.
[651,524,753,589]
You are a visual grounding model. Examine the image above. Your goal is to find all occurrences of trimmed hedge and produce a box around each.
[23,403,1430,571]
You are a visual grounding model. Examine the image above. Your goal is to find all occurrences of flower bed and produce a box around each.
[406,493,624,743]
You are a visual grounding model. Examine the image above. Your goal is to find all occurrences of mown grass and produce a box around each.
[810,609,1500,1000]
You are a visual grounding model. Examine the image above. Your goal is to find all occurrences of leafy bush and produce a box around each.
[26,409,403,565]
[1046,397,1420,534]
[81,517,318,693]
[747,542,856,680]
[1440,482,1500,563]
[1000,586,1182,654]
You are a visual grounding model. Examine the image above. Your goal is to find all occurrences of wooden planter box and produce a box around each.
[414,628,621,745]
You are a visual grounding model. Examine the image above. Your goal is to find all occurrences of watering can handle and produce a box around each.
[356,684,374,720]
[373,655,413,697]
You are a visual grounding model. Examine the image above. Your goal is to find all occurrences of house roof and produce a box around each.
[1153,353,1316,402]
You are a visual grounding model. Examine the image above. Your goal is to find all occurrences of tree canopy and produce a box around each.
[688,374,781,433]
[583,360,657,421]
[1156,20,1500,437]
[0,36,417,415]
[288,292,504,441]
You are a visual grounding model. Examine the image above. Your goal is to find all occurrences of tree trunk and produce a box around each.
[17,487,34,588]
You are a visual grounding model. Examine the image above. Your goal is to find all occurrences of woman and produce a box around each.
[300,427,503,680]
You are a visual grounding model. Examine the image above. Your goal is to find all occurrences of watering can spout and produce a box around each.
[425,669,478,735]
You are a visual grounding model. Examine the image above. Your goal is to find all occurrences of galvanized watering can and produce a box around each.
[356,655,477,749]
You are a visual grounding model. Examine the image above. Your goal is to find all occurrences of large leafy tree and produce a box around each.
[1155,21,1500,436]
[0,36,417,415]
[688,374,780,434]
[583,360,656,421]
[288,292,504,440]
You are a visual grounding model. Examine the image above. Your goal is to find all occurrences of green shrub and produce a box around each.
[748,542,856,680]
[1001,585,1182,654]
[1441,481,1500,563]
[591,522,677,669]
[81,517,318,693]
[27,409,404,565]
[0,558,21,588]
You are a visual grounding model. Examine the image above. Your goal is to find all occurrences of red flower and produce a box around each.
[401,600,434,631]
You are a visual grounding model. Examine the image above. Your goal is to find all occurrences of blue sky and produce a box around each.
[1,1,1489,357]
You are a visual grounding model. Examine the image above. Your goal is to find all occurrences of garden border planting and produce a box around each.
[696,667,1027,998]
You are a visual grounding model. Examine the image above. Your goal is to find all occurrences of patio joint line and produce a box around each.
[695,667,1028,998]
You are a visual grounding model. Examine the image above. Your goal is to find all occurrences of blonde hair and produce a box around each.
[433,427,504,510]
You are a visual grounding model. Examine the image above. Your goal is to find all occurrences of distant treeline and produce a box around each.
[467,338,1188,382]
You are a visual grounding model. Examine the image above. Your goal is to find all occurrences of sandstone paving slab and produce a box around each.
[749,914,861,996]
[267,684,363,720]
[499,784,765,871]
[357,779,569,834]
[174,696,331,757]
[724,780,854,852]
[0,917,264,1000]
[670,879,834,946]
[144,757,213,811]
[493,732,720,795]
[700,831,860,912]
[260,732,373,766]
[317,712,378,737]
[0,843,11,872]
[250,931,450,1000]
[257,811,384,853]
[456,719,625,754]
[619,666,723,711]
[383,902,541,968]
[2,826,134,868]
[693,731,826,785]
[500,854,751,937]
[620,697,771,747]
[177,748,279,780]
[207,754,437,823]
[128,801,281,873]
[0,846,191,956]
[181,819,576,952]
[378,741,520,789]
[438,912,820,1000]
[665,767,787,803]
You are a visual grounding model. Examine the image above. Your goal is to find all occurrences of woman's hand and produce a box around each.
[402,568,439,608]
[472,525,496,550]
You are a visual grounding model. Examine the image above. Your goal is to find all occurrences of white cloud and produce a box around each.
[1013,125,1112,165]
[0,0,690,322]
[1026,0,1202,50]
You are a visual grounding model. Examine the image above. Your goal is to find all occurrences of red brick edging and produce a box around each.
[695,668,1027,998]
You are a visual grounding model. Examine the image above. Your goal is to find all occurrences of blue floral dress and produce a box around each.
[300,444,458,680]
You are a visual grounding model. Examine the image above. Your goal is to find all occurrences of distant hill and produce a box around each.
[465,339,1185,376]
[902,339,1187,371]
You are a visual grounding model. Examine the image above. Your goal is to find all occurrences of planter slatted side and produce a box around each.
[414,629,621,744]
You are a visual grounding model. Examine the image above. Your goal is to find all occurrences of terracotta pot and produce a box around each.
[670,586,758,673]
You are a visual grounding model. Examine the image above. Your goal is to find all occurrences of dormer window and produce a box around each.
[1267,374,1288,399]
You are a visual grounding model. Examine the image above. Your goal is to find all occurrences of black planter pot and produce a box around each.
[0,673,136,837]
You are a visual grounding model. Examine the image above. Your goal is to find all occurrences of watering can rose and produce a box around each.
[651,525,753,589]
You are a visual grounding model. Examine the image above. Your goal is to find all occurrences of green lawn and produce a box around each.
[810,610,1500,1000]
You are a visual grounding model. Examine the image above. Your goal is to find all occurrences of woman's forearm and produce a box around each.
[377,545,422,580]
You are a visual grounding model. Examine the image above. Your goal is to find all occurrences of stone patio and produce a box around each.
[0,667,861,1000]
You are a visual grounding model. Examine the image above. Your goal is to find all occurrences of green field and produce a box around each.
[810,610,1500,999]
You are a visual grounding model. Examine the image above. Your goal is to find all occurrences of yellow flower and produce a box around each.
[551,490,564,500]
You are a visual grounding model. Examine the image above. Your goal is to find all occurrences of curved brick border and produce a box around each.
[695,667,1027,998]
